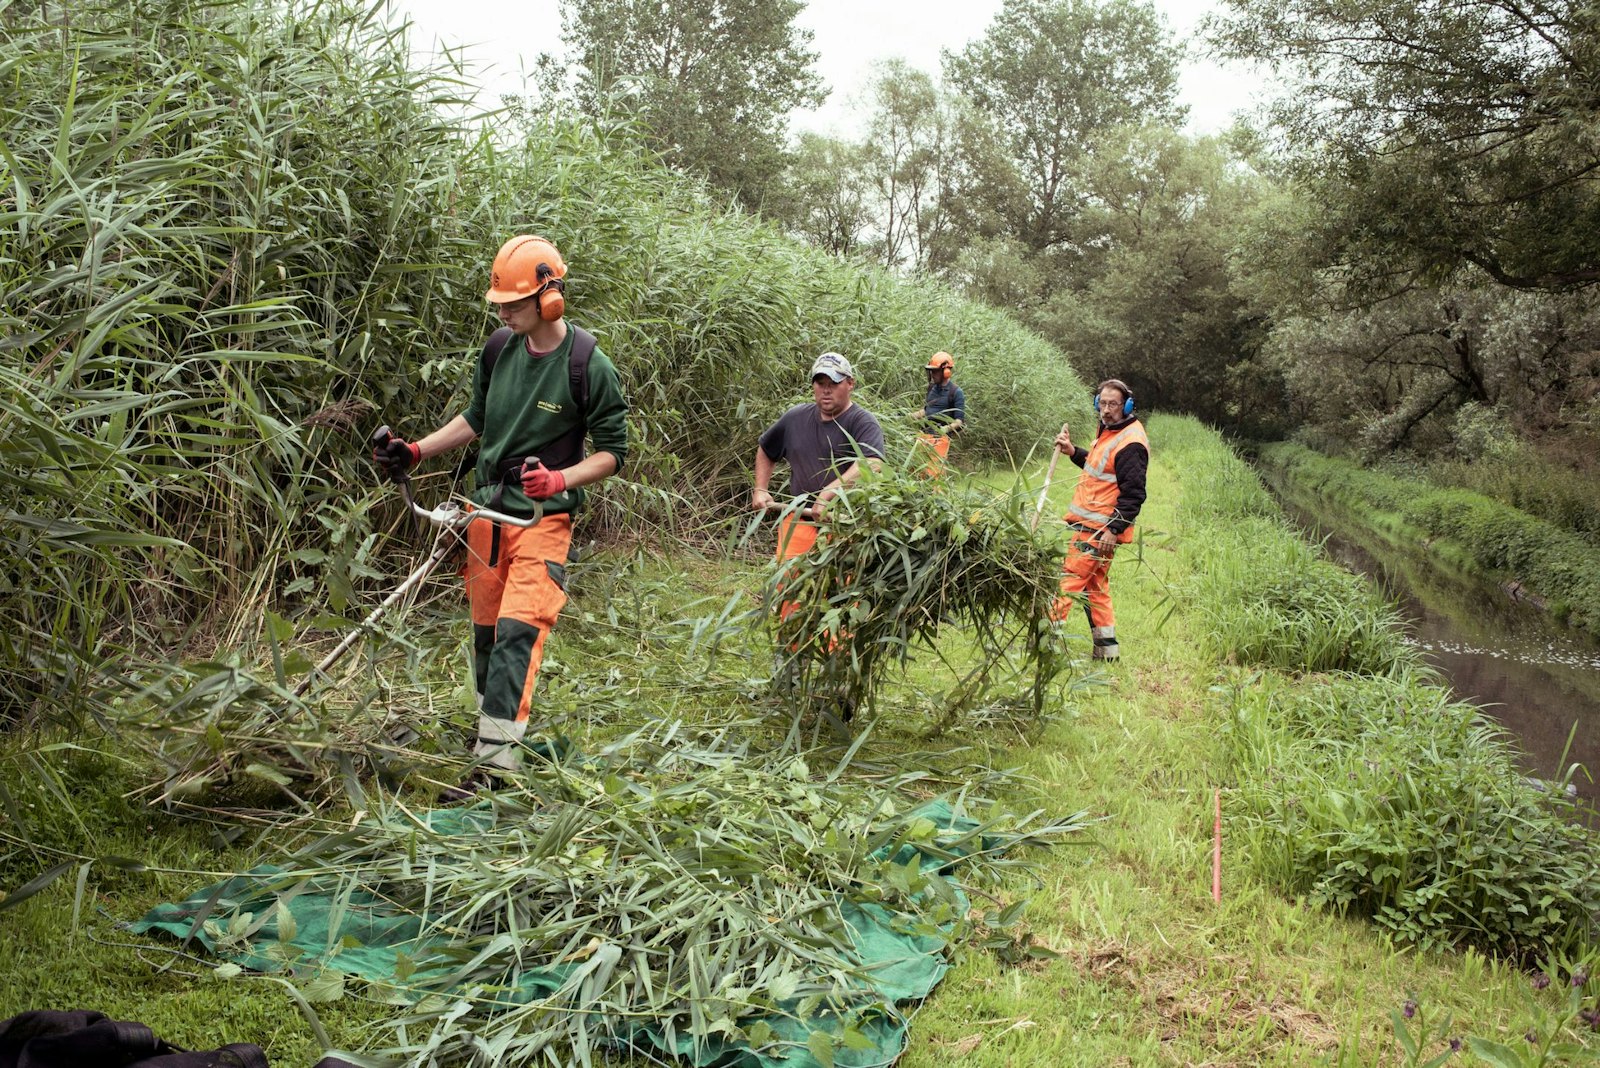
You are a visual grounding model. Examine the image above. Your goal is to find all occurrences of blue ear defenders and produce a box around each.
[1091,390,1135,416]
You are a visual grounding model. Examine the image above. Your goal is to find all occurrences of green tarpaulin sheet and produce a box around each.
[132,800,981,1067]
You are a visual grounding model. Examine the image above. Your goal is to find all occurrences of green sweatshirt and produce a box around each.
[463,324,629,517]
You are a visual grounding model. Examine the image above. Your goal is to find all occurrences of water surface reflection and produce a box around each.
[1265,483,1600,815]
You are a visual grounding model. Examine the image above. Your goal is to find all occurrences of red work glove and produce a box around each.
[521,461,567,500]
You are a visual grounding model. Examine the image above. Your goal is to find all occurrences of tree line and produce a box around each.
[547,0,1600,467]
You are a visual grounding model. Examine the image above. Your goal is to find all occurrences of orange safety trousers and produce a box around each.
[773,515,847,652]
[462,512,572,768]
[1049,528,1120,658]
[915,432,950,478]
[774,514,819,624]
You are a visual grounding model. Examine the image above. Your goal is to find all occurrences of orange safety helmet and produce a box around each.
[485,235,568,321]
[925,351,953,381]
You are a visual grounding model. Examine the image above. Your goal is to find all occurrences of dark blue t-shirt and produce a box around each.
[922,382,966,428]
[758,402,886,496]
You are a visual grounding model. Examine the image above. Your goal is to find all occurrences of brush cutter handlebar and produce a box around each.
[372,426,542,529]
[293,440,541,699]
[397,473,543,531]
[371,424,419,482]
[760,500,817,523]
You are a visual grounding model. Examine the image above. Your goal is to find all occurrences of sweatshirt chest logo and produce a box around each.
[537,400,563,414]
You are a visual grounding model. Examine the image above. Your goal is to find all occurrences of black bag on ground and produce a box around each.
[0,1009,359,1068]
[0,1009,266,1068]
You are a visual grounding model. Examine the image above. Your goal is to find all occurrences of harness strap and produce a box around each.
[484,457,528,568]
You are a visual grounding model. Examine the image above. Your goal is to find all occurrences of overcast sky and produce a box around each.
[385,0,1268,137]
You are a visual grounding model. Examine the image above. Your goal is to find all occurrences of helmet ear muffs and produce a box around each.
[535,276,566,321]
[486,234,568,308]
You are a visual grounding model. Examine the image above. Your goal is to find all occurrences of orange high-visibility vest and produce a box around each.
[1067,419,1149,543]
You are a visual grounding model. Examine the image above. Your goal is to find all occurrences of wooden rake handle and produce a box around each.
[1030,423,1070,534]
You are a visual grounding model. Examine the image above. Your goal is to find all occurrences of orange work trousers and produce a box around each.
[1049,528,1120,659]
[915,432,950,478]
[774,514,819,624]
[462,512,572,768]
[772,514,850,654]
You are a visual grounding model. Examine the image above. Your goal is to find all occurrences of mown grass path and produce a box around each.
[897,443,1540,1066]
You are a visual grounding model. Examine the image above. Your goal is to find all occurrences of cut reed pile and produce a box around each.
[128,721,1091,1067]
[758,464,1071,730]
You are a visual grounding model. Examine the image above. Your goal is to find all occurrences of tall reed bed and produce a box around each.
[0,0,1083,728]
[1259,442,1600,637]
[1,0,492,725]
[1157,415,1599,963]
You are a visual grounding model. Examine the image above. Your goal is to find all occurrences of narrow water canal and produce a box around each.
[1264,479,1600,815]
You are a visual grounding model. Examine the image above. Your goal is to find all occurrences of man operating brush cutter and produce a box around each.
[373,235,628,799]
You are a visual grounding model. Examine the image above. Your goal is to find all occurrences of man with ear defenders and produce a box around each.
[370,235,628,797]
[1048,377,1148,660]
[909,351,966,476]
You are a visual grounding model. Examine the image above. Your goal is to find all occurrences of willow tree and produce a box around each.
[944,0,1183,255]
[1209,0,1600,295]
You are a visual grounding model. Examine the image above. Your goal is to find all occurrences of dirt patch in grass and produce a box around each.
[1065,939,1341,1054]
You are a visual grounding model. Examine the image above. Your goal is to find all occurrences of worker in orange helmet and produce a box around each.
[909,351,965,477]
[372,236,629,798]
[1048,378,1148,660]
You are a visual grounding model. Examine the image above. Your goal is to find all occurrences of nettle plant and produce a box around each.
[1224,671,1600,964]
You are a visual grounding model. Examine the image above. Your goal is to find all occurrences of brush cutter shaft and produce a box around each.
[294,535,457,696]
[290,476,543,698]
[393,465,544,530]
[408,498,540,529]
